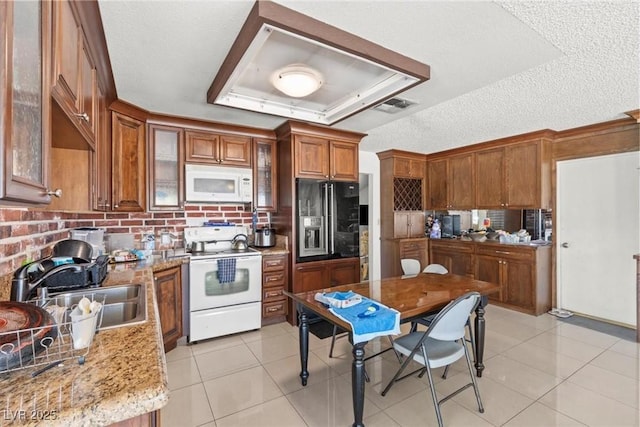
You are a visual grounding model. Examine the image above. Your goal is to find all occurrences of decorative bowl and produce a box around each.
[469,232,487,242]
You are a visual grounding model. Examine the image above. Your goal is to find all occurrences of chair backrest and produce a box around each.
[423,263,448,274]
[400,259,421,275]
[425,292,480,341]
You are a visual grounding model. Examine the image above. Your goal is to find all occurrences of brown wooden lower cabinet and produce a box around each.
[429,239,474,277]
[262,254,289,325]
[426,239,551,315]
[474,244,551,315]
[154,266,182,352]
[109,409,159,427]
[288,257,360,324]
[381,238,428,278]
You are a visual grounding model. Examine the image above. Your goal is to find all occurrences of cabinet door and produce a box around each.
[408,212,425,237]
[93,83,111,210]
[505,141,539,208]
[78,33,96,143]
[1,0,52,204]
[330,140,358,181]
[154,267,183,353]
[427,159,448,209]
[148,124,183,210]
[330,258,360,286]
[393,212,410,238]
[399,239,428,270]
[294,135,329,179]
[294,262,329,293]
[51,0,80,113]
[393,158,425,179]
[502,258,534,310]
[219,134,251,167]
[112,112,145,211]
[253,138,277,211]
[448,154,474,208]
[475,255,502,302]
[476,148,505,208]
[185,130,219,163]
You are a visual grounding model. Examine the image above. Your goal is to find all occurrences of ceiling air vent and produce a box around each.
[373,97,417,114]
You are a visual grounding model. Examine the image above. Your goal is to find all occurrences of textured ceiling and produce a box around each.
[98,0,639,154]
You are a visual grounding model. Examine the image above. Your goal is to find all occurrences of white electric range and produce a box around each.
[184,226,262,342]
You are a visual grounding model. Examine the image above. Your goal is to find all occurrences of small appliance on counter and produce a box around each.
[440,215,461,238]
[253,226,276,247]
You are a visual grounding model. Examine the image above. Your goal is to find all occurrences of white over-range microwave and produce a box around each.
[185,164,252,203]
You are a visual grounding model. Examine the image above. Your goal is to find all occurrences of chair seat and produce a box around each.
[393,333,465,368]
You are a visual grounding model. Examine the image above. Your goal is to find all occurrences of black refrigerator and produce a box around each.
[296,178,359,262]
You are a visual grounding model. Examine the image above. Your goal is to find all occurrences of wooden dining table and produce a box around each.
[285,272,500,427]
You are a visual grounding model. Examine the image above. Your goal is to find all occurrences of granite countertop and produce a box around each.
[0,257,185,426]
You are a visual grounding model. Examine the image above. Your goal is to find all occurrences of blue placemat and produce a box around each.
[329,294,400,344]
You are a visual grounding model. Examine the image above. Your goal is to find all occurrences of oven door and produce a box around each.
[189,255,262,311]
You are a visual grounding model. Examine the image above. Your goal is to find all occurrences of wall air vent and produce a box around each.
[373,97,417,114]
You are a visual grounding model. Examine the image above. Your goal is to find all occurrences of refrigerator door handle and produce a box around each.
[323,183,331,255]
[329,183,335,254]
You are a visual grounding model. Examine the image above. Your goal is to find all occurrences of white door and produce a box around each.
[557,151,639,326]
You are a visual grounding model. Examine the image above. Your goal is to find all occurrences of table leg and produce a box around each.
[297,305,309,386]
[474,297,487,377]
[351,342,366,427]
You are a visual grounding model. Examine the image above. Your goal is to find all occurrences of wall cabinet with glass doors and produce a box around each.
[0,0,53,204]
[253,138,277,212]
[148,124,184,211]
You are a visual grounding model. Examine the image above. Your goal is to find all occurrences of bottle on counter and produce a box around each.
[430,219,441,239]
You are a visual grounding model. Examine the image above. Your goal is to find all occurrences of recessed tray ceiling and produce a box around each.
[207,1,430,126]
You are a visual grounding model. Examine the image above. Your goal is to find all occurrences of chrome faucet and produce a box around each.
[11,263,83,302]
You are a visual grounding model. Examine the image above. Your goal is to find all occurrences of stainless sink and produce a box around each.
[46,284,147,330]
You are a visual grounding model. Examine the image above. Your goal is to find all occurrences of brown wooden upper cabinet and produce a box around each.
[392,156,426,179]
[294,135,359,181]
[111,111,145,212]
[427,153,475,209]
[0,0,53,205]
[148,124,184,211]
[475,138,552,209]
[253,138,278,212]
[185,130,251,167]
[51,0,97,147]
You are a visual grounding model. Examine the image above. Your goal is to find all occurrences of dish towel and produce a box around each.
[217,258,237,283]
[327,292,401,344]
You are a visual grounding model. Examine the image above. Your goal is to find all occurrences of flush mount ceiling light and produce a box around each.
[271,64,323,98]
[207,1,430,126]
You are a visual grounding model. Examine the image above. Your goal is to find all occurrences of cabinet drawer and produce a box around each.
[263,256,286,272]
[263,286,285,301]
[263,300,288,317]
[429,239,474,253]
[263,271,286,287]
[476,245,533,261]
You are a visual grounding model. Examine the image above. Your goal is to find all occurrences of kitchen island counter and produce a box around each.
[0,257,186,426]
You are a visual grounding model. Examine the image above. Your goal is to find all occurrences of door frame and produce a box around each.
[551,117,639,309]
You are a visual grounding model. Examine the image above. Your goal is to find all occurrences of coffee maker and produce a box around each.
[440,215,461,238]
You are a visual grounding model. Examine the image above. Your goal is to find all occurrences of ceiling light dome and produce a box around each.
[271,64,323,98]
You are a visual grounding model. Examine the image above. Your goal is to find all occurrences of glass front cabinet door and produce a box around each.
[1,1,52,204]
[148,124,184,210]
[253,138,277,212]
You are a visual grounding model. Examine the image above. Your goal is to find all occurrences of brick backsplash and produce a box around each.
[0,204,266,277]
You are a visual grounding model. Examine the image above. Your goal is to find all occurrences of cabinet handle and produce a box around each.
[113,204,119,209]
[495,250,511,255]
[75,112,90,122]
[46,188,62,198]
[267,305,282,313]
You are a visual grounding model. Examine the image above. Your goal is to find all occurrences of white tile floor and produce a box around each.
[161,305,639,427]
